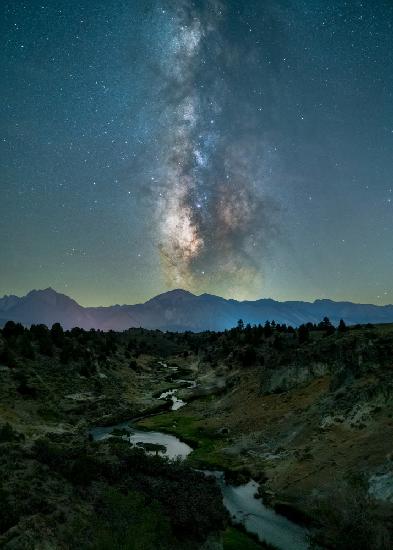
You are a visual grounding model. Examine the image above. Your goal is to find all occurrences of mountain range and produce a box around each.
[1,287,393,332]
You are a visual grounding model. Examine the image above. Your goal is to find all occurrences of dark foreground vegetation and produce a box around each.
[0,317,392,548]
[0,429,226,548]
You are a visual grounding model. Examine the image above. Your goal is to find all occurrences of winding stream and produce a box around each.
[158,388,186,411]
[206,471,309,550]
[158,375,197,411]
[90,381,310,550]
[91,422,192,460]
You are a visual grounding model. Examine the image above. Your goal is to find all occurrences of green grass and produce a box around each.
[137,412,242,470]
[223,527,266,549]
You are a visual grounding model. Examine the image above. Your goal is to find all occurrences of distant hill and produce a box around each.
[1,287,393,331]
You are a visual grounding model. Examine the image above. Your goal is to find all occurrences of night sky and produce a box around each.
[1,1,393,306]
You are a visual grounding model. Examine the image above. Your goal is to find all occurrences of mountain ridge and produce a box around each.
[1,287,393,331]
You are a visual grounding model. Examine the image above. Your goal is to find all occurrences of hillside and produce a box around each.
[0,320,392,548]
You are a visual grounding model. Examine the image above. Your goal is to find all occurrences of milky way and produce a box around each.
[156,1,277,298]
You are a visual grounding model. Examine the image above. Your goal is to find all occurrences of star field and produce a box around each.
[1,1,393,306]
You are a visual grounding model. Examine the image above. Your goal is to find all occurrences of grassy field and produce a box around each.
[223,527,266,549]
[137,411,239,469]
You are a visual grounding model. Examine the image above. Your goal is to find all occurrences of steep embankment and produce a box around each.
[139,326,393,545]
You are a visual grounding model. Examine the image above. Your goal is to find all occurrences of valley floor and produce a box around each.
[0,323,392,548]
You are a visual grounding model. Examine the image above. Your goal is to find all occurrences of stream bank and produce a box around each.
[90,378,310,550]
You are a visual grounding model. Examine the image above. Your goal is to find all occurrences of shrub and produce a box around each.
[298,324,309,344]
[39,336,54,356]
[310,478,391,549]
[15,372,37,398]
[18,334,35,359]
[51,322,65,346]
[238,346,257,367]
[0,487,19,534]
[0,423,24,443]
[66,454,103,486]
[2,321,24,340]
[0,346,17,367]
[92,488,174,550]
[338,319,348,333]
[33,438,66,468]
